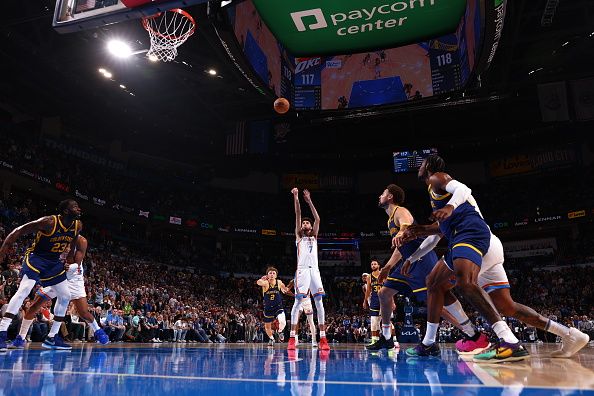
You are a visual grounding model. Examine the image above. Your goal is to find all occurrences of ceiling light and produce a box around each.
[119,84,126,89]
[208,69,217,76]
[561,41,569,47]
[107,40,133,58]
[148,54,158,62]
[103,72,113,78]
[98,68,107,74]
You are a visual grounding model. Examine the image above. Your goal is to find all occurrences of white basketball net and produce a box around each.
[142,9,196,62]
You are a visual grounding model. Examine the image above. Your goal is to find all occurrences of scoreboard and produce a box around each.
[393,148,438,173]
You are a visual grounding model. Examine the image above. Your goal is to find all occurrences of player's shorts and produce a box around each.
[300,298,313,315]
[263,308,284,323]
[369,303,381,317]
[38,277,85,301]
[21,252,67,287]
[444,233,510,292]
[446,215,491,268]
[295,267,325,298]
[382,250,438,303]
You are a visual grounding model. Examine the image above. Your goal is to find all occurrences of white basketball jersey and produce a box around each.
[296,236,318,269]
[66,261,84,281]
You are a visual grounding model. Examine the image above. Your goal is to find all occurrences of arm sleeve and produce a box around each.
[407,235,442,263]
[445,180,472,209]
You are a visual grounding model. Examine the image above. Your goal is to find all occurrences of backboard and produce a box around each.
[53,0,206,33]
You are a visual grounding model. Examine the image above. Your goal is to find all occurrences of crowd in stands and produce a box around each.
[2,126,594,236]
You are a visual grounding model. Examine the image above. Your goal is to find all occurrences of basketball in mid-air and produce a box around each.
[274,97,290,114]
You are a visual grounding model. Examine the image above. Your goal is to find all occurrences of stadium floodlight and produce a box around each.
[107,39,133,58]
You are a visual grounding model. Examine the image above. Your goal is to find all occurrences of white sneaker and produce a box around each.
[550,328,590,358]
[312,343,318,348]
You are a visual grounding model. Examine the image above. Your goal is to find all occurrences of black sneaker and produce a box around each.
[405,342,441,357]
[365,335,394,351]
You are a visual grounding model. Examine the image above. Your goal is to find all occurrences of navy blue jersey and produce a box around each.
[27,215,80,261]
[384,206,438,301]
[428,185,491,264]
[427,185,484,241]
[369,273,381,309]
[387,206,425,261]
[263,281,283,312]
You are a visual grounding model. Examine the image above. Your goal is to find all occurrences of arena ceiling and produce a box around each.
[0,0,593,163]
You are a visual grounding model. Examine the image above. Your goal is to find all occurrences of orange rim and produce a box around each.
[142,8,196,41]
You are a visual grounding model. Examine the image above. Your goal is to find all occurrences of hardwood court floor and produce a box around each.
[1,342,593,395]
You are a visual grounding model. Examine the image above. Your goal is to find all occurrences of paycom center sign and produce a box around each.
[252,0,467,56]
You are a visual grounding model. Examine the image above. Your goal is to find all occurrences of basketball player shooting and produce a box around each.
[288,188,330,351]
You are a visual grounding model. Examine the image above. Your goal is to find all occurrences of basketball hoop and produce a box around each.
[142,8,196,62]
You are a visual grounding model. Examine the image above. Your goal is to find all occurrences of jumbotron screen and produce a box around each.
[393,148,438,173]
[225,0,485,110]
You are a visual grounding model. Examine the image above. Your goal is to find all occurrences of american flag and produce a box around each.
[225,121,246,156]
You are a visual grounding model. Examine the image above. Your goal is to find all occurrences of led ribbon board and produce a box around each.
[251,0,467,56]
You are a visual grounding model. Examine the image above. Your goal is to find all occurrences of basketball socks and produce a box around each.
[89,320,100,332]
[422,322,439,346]
[444,300,476,337]
[19,319,33,339]
[48,321,62,338]
[546,319,571,337]
[290,330,298,343]
[492,321,520,344]
[0,318,12,332]
[382,324,391,340]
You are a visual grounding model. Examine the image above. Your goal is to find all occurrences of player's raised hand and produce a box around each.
[303,189,312,203]
[430,205,454,222]
[291,187,299,196]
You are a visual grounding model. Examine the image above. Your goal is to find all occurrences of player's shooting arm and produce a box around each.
[292,188,301,238]
[0,216,53,261]
[303,189,320,237]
